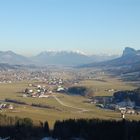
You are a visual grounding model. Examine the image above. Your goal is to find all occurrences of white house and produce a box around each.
[8,104,14,110]
[39,95,49,98]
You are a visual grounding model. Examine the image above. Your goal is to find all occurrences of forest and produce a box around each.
[113,88,140,106]
[1,114,140,140]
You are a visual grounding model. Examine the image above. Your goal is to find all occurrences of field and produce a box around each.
[0,76,139,128]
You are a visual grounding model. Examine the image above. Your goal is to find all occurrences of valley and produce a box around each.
[0,67,139,128]
[0,0,140,139]
[0,48,140,140]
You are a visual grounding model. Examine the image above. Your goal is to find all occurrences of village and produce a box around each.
[0,67,103,84]
[87,91,140,116]
[0,103,14,111]
[22,78,66,98]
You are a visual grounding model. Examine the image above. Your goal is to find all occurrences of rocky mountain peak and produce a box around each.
[122,47,136,57]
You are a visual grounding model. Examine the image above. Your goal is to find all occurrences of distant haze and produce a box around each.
[0,50,118,66]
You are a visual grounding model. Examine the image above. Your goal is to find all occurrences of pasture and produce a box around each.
[0,76,139,128]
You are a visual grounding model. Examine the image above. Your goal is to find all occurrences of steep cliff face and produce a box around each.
[122,47,137,57]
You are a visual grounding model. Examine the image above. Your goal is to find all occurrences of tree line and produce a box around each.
[52,119,140,140]
[0,114,49,140]
[113,88,140,106]
[67,86,93,96]
[1,114,140,140]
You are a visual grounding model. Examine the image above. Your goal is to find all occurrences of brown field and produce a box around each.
[0,76,139,128]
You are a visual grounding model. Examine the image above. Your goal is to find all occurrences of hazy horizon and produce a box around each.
[0,0,140,56]
[0,49,122,57]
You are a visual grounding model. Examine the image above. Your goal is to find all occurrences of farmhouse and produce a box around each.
[0,103,14,110]
[57,86,65,92]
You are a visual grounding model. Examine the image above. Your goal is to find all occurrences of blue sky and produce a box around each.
[0,0,140,56]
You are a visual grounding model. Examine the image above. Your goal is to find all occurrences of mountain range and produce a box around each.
[82,47,140,80]
[0,51,31,65]
[82,47,140,67]
[0,47,139,81]
[0,50,117,66]
[0,47,139,67]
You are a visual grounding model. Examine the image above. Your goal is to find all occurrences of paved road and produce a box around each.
[52,94,89,113]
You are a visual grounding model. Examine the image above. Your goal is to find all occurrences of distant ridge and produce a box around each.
[2,47,139,69]
[0,50,118,66]
[32,51,93,66]
[0,51,31,65]
[32,51,117,66]
[82,47,140,68]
